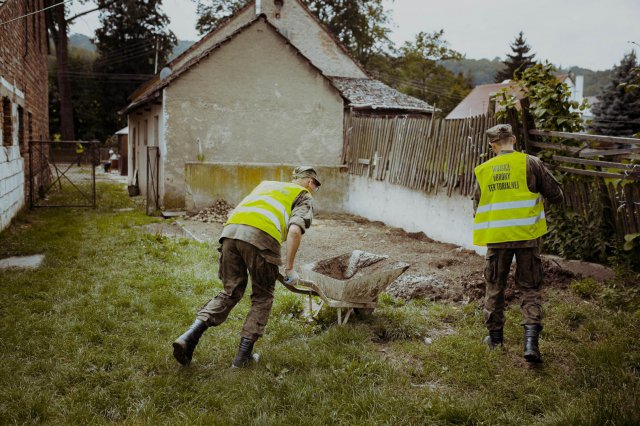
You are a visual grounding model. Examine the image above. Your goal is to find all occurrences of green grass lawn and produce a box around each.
[1,181,639,425]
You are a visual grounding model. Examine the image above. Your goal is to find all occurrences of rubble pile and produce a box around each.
[189,199,235,223]
[386,274,453,301]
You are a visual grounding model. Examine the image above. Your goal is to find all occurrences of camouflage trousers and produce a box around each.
[483,246,544,331]
[196,238,278,341]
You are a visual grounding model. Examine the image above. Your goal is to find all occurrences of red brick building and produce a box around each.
[0,0,49,230]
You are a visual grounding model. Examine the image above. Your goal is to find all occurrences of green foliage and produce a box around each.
[496,62,587,132]
[494,31,536,82]
[591,50,640,136]
[545,198,611,264]
[570,272,640,312]
[1,181,640,424]
[375,30,471,114]
[570,277,602,299]
[93,0,177,135]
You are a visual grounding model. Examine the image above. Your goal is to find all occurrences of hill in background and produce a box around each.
[68,33,196,62]
[68,34,610,98]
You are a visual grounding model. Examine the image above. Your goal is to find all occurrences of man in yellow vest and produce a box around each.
[473,124,563,363]
[172,166,320,367]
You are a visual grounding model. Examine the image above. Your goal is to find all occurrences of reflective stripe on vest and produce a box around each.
[225,181,308,244]
[473,151,547,246]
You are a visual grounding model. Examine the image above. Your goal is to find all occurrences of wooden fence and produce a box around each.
[526,129,640,237]
[342,112,640,240]
[343,112,497,196]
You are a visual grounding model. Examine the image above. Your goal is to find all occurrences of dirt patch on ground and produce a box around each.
[178,211,580,306]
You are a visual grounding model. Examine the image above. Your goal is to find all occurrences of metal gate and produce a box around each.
[29,140,99,208]
[146,146,160,215]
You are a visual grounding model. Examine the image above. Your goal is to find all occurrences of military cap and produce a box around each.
[486,124,514,143]
[293,165,321,187]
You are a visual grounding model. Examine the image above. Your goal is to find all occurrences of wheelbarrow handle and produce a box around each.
[277,274,319,297]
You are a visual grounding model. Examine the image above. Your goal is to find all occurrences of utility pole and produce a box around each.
[154,37,159,74]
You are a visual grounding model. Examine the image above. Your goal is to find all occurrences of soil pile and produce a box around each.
[312,250,389,280]
[387,274,454,301]
[189,199,234,223]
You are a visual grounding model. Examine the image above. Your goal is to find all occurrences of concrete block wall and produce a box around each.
[0,145,25,230]
[184,162,349,214]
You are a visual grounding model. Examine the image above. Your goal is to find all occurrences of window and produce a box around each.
[143,119,148,145]
[154,115,159,146]
[28,112,33,141]
[2,98,12,147]
[17,106,24,153]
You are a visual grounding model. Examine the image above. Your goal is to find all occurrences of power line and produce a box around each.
[0,0,74,27]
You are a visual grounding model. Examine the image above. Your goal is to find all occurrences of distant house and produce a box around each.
[115,127,128,175]
[445,81,523,120]
[447,73,588,122]
[0,0,49,230]
[122,0,434,210]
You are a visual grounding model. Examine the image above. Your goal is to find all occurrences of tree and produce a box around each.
[93,0,176,135]
[496,62,586,133]
[304,0,392,67]
[590,50,640,137]
[191,0,393,67]
[494,31,536,83]
[45,0,101,141]
[382,30,470,114]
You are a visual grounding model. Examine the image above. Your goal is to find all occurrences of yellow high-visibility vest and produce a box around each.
[225,181,309,244]
[473,151,547,246]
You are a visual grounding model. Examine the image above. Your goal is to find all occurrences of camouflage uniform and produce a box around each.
[473,153,563,331]
[196,191,313,341]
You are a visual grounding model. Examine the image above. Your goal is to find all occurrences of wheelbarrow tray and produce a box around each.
[300,253,410,304]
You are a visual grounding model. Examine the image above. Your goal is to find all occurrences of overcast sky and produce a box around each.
[69,0,639,71]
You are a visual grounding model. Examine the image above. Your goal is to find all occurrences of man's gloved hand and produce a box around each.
[283,269,300,285]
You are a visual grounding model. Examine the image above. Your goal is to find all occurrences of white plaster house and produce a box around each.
[122,0,435,210]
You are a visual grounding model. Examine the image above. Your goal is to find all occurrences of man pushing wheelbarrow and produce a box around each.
[172,166,320,368]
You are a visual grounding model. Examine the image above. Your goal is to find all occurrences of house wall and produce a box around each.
[0,0,49,231]
[184,163,481,253]
[170,6,256,72]
[128,103,163,202]
[162,19,344,208]
[184,162,348,213]
[170,0,366,80]
[344,175,481,253]
[261,0,367,78]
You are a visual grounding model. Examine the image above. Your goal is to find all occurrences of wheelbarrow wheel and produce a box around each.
[354,307,375,317]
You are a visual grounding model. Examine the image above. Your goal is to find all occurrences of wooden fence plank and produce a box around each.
[552,155,640,171]
[529,129,640,145]
[554,166,640,180]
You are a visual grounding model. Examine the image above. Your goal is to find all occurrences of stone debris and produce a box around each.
[386,274,452,301]
[189,199,235,223]
[0,254,45,270]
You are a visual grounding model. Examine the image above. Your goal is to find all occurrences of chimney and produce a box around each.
[256,0,261,14]
[575,75,584,102]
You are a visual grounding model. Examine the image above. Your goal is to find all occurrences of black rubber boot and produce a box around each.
[483,329,504,350]
[172,319,207,366]
[523,324,543,363]
[231,337,256,368]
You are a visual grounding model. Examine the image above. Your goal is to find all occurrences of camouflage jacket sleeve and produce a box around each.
[288,191,314,234]
[526,156,564,205]
[472,182,480,214]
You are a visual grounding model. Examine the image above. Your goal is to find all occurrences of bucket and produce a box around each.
[127,185,140,196]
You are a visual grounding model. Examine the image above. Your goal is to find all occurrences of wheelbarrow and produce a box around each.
[278,250,410,324]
